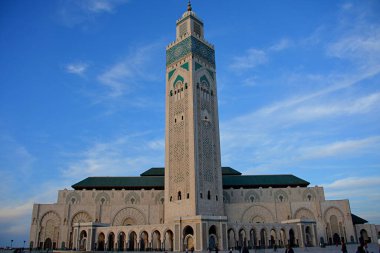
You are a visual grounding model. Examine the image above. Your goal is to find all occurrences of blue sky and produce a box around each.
[1,0,380,247]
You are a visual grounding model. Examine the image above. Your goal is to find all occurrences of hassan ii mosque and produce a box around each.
[29,3,379,252]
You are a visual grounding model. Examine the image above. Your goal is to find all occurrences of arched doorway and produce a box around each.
[183,226,194,250]
[128,231,137,251]
[227,229,236,250]
[333,233,341,245]
[152,230,161,250]
[79,230,87,251]
[250,229,257,248]
[118,232,126,251]
[239,229,246,248]
[108,232,115,251]
[270,229,276,247]
[164,230,174,251]
[305,226,313,246]
[97,233,105,251]
[44,238,52,250]
[140,231,148,251]
[360,229,369,244]
[209,225,217,250]
[289,229,295,247]
[280,229,286,247]
[260,229,266,248]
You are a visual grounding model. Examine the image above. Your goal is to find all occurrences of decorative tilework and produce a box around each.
[195,62,203,71]
[207,69,214,80]
[200,75,210,87]
[166,36,215,67]
[181,62,189,71]
[173,75,184,88]
[168,69,176,80]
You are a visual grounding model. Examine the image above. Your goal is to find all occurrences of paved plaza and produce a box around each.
[2,243,380,253]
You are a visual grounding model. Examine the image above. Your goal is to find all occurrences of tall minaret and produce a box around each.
[164,2,224,223]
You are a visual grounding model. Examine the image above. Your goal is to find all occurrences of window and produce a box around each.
[193,22,201,37]
[170,196,172,202]
[178,191,182,200]
[250,196,255,202]
[182,115,184,120]
[207,191,211,200]
[179,23,187,37]
[216,195,218,201]
[200,193,203,199]
[187,193,190,199]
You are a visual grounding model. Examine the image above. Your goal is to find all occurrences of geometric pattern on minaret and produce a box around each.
[164,2,224,223]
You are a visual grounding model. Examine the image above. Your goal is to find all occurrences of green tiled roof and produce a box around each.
[140,167,165,176]
[222,167,242,175]
[72,167,309,190]
[351,213,368,224]
[140,167,241,177]
[222,175,309,188]
[72,176,164,190]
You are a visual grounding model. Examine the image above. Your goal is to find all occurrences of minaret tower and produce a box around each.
[165,5,226,249]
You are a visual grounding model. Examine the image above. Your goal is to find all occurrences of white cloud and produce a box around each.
[327,29,380,61]
[62,134,164,180]
[229,48,268,71]
[57,0,129,27]
[301,136,380,160]
[97,42,162,98]
[269,38,293,52]
[81,0,129,13]
[256,66,380,117]
[324,176,380,190]
[65,62,88,75]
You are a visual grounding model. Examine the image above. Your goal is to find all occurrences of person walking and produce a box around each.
[341,240,348,253]
[285,245,294,253]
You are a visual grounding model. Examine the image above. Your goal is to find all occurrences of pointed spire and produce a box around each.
[187,0,192,11]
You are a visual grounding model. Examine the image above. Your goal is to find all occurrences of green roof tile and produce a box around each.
[72,168,309,190]
[351,213,368,224]
[72,176,164,190]
[222,175,309,188]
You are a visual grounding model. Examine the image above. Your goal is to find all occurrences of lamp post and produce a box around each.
[11,240,14,249]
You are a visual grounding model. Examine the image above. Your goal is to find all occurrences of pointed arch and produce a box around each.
[95,192,110,205]
[65,191,81,205]
[71,211,92,226]
[294,207,316,220]
[112,207,147,226]
[124,192,140,205]
[241,204,275,223]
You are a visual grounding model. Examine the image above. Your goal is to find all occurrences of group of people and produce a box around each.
[184,240,380,253]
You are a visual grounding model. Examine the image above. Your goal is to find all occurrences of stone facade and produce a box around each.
[30,185,362,251]
[29,4,378,252]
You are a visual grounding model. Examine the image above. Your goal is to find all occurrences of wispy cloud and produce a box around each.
[327,27,380,62]
[301,136,380,160]
[57,0,130,27]
[65,62,88,75]
[62,133,164,180]
[269,38,293,52]
[229,48,268,71]
[97,42,163,99]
